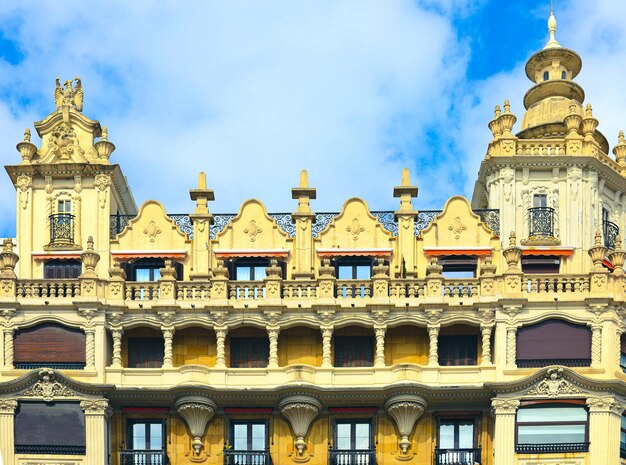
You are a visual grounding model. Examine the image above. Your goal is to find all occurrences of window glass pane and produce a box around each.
[458,422,474,448]
[236,267,251,281]
[337,266,352,279]
[533,195,547,207]
[252,424,266,450]
[336,423,351,450]
[355,266,371,280]
[135,269,151,282]
[254,266,266,281]
[622,415,626,429]
[518,424,585,444]
[132,423,146,449]
[354,423,370,449]
[439,423,455,449]
[149,423,163,449]
[442,270,475,279]
[233,424,248,450]
[517,406,587,422]
[621,430,626,449]
[153,268,161,280]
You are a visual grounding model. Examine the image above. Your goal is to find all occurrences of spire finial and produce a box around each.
[544,8,561,49]
[401,168,410,186]
[197,172,207,190]
[299,169,309,188]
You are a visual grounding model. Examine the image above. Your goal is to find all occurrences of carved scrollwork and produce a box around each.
[22,369,76,402]
[175,396,217,456]
[525,368,583,398]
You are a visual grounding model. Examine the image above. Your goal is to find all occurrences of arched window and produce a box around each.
[516,319,591,367]
[561,70,567,79]
[543,71,550,81]
[14,323,86,369]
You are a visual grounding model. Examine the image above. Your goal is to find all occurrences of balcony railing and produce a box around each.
[516,358,591,368]
[515,443,589,454]
[329,449,376,465]
[528,207,555,238]
[120,449,169,465]
[603,219,620,249]
[49,213,75,245]
[222,450,271,465]
[435,447,481,465]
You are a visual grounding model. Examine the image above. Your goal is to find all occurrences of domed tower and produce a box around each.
[472,12,626,273]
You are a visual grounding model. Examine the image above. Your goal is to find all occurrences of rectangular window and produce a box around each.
[533,194,547,208]
[621,415,626,458]
[438,335,478,366]
[336,259,373,280]
[331,420,374,464]
[232,259,278,281]
[227,420,269,465]
[334,336,374,367]
[515,403,588,454]
[58,199,72,213]
[436,417,479,465]
[15,401,86,455]
[14,323,86,370]
[127,337,164,368]
[439,256,477,279]
[43,259,82,279]
[521,257,560,274]
[230,337,269,368]
[124,420,167,465]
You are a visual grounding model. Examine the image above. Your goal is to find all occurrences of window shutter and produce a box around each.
[14,324,85,366]
[230,337,269,368]
[128,337,164,368]
[517,320,591,366]
[334,336,374,367]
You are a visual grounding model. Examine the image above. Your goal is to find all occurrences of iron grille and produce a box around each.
[516,358,591,368]
[435,447,481,465]
[329,449,376,465]
[603,219,619,249]
[120,449,169,465]
[15,444,86,455]
[528,207,555,238]
[222,450,271,465]
[49,213,75,244]
[515,443,589,454]
[474,209,500,236]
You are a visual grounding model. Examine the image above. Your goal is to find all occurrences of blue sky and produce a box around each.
[0,0,624,237]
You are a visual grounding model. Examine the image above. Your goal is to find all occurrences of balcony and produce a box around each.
[603,219,619,249]
[516,358,591,368]
[526,207,557,245]
[222,450,271,465]
[435,448,481,465]
[120,449,169,465]
[329,449,376,465]
[48,213,76,248]
[515,443,589,454]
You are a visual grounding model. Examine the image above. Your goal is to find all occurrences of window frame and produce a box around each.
[228,419,269,451]
[230,336,269,368]
[126,418,167,451]
[514,401,589,454]
[438,334,478,366]
[334,258,374,280]
[57,199,72,214]
[439,256,478,279]
[333,418,374,451]
[436,415,478,450]
[43,259,82,279]
[333,335,375,368]
[122,258,183,282]
[533,194,548,208]
[127,337,164,368]
[521,256,561,274]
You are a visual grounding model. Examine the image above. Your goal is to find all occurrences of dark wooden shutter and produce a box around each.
[517,319,591,367]
[127,337,164,368]
[438,335,478,366]
[334,336,374,367]
[14,324,85,368]
[15,401,86,454]
[230,337,269,368]
[43,259,81,279]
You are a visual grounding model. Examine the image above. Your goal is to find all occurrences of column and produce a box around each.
[491,398,520,465]
[162,326,174,368]
[480,324,493,365]
[427,324,440,366]
[267,326,280,368]
[84,327,96,369]
[505,326,517,367]
[591,324,602,367]
[3,328,14,369]
[111,328,123,367]
[587,396,625,465]
[321,325,333,368]
[215,326,228,368]
[0,400,17,465]
[81,399,111,465]
[374,325,386,367]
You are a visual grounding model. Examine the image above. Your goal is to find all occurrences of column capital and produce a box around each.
[586,396,625,415]
[80,398,110,416]
[0,399,18,414]
[491,398,520,415]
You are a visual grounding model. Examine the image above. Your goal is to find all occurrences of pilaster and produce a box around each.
[189,172,215,280]
[586,396,625,465]
[291,170,316,279]
[491,398,520,465]
[0,399,17,465]
[81,399,111,465]
[393,168,418,278]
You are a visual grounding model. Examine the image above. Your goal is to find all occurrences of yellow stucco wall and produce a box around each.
[173,327,216,367]
[385,325,429,365]
[278,326,322,367]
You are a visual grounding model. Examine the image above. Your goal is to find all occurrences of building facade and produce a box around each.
[0,13,625,465]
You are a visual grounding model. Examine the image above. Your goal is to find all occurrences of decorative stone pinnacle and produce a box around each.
[300,169,309,188]
[503,100,511,114]
[87,236,94,250]
[494,105,501,118]
[594,229,602,246]
[401,168,410,186]
[198,172,207,190]
[24,128,31,142]
[544,11,560,49]
[509,231,517,247]
[620,131,625,143]
[616,235,623,250]
[2,239,14,253]
[102,127,108,141]
[585,103,593,117]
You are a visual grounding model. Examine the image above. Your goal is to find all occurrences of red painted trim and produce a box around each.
[329,407,378,413]
[224,407,273,414]
[122,407,169,413]
[317,251,392,258]
[603,258,614,270]
[215,251,289,259]
[424,249,491,257]
[435,411,482,417]
[522,249,573,257]
[112,252,186,260]
[33,254,81,260]
[521,399,585,407]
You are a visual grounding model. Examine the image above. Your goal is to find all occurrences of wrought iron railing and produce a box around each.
[222,450,271,465]
[15,444,86,455]
[516,358,591,368]
[603,219,619,249]
[435,447,481,465]
[329,449,376,465]
[49,213,75,245]
[474,209,500,236]
[528,207,555,238]
[515,443,589,454]
[14,362,85,370]
[120,449,169,465]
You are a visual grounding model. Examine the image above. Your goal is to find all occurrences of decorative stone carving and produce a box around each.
[80,236,100,279]
[46,122,85,162]
[175,396,217,456]
[16,128,37,163]
[279,395,322,457]
[54,77,83,111]
[95,174,111,209]
[448,216,467,239]
[16,174,32,209]
[427,324,440,366]
[525,368,583,398]
[143,220,162,243]
[80,399,110,415]
[243,219,262,242]
[586,396,625,415]
[0,399,18,413]
[385,395,427,454]
[346,217,365,241]
[0,238,19,279]
[321,325,333,368]
[23,369,76,402]
[505,326,517,366]
[491,398,520,415]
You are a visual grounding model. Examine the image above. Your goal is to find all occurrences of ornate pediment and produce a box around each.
[20,369,78,402]
[525,368,584,398]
